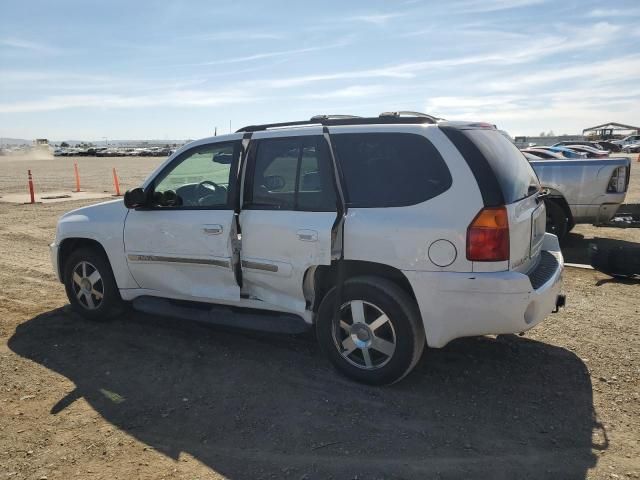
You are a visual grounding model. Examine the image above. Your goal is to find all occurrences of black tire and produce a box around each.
[316,276,425,385]
[63,247,124,321]
[545,199,568,242]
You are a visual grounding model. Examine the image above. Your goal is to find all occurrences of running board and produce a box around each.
[132,296,311,334]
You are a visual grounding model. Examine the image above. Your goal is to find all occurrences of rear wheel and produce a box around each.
[316,276,425,385]
[63,247,124,321]
[545,199,568,241]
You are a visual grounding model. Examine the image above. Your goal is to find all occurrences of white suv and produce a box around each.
[50,113,565,385]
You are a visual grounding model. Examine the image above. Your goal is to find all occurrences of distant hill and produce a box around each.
[0,138,31,146]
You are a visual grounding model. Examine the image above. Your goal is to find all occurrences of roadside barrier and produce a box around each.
[27,170,35,204]
[74,162,81,192]
[112,168,122,196]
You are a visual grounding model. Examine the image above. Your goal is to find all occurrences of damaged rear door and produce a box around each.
[238,128,337,313]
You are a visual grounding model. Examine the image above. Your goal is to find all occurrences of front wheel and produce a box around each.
[63,247,124,321]
[316,276,425,385]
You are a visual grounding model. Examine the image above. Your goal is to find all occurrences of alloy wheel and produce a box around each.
[71,261,104,310]
[332,300,397,370]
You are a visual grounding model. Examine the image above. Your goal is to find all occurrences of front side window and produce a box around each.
[333,132,452,208]
[245,136,336,211]
[152,141,239,208]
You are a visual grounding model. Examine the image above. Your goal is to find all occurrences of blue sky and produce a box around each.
[1,0,639,140]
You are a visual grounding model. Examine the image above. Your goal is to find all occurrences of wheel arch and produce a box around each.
[304,260,417,314]
[57,237,110,282]
[544,190,575,230]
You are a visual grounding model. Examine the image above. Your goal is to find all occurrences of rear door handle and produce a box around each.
[203,224,223,235]
[297,229,318,242]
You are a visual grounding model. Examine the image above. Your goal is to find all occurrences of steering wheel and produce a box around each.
[196,180,220,196]
[195,180,224,206]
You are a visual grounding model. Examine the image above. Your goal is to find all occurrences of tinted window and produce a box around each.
[333,133,452,208]
[245,136,336,211]
[462,129,540,204]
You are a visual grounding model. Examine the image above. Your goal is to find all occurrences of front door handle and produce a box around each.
[203,224,223,235]
[297,229,318,242]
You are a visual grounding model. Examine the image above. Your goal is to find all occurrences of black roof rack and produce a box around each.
[236,112,442,133]
[379,111,444,122]
[310,114,363,121]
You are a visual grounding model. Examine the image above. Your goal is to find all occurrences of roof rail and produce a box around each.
[379,111,444,122]
[310,114,362,121]
[236,113,440,133]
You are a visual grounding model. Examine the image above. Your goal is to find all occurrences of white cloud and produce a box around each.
[451,0,547,13]
[191,41,349,66]
[0,89,258,113]
[486,54,640,91]
[192,31,284,41]
[348,12,406,25]
[300,85,388,100]
[587,8,640,18]
[0,37,66,55]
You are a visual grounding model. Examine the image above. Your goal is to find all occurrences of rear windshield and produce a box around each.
[463,129,540,204]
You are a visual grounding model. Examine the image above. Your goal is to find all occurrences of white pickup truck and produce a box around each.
[50,113,565,385]
[530,157,630,239]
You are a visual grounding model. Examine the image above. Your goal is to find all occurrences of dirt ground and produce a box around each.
[0,156,165,196]
[0,155,639,479]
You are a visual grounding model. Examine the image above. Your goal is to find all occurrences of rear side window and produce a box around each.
[466,130,540,203]
[332,133,452,208]
[444,128,539,205]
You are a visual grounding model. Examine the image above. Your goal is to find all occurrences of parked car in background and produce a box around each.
[594,141,622,153]
[521,148,566,160]
[522,152,545,161]
[504,131,631,240]
[563,145,610,158]
[622,142,640,153]
[534,146,587,159]
[612,135,640,146]
[49,113,565,385]
[553,141,604,150]
[529,157,630,239]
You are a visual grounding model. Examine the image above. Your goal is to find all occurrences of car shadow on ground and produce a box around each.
[563,234,640,278]
[9,307,601,479]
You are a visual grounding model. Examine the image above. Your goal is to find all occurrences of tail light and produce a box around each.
[467,206,510,261]
[607,166,628,193]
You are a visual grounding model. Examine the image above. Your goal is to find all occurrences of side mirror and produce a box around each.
[124,187,147,209]
[213,152,233,164]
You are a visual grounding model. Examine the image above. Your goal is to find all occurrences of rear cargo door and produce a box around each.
[459,128,542,272]
[506,193,545,272]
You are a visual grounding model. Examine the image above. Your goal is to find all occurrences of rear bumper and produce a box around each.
[404,233,564,348]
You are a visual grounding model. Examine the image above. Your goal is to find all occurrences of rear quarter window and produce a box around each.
[467,130,540,203]
[332,132,452,208]
[444,128,540,205]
